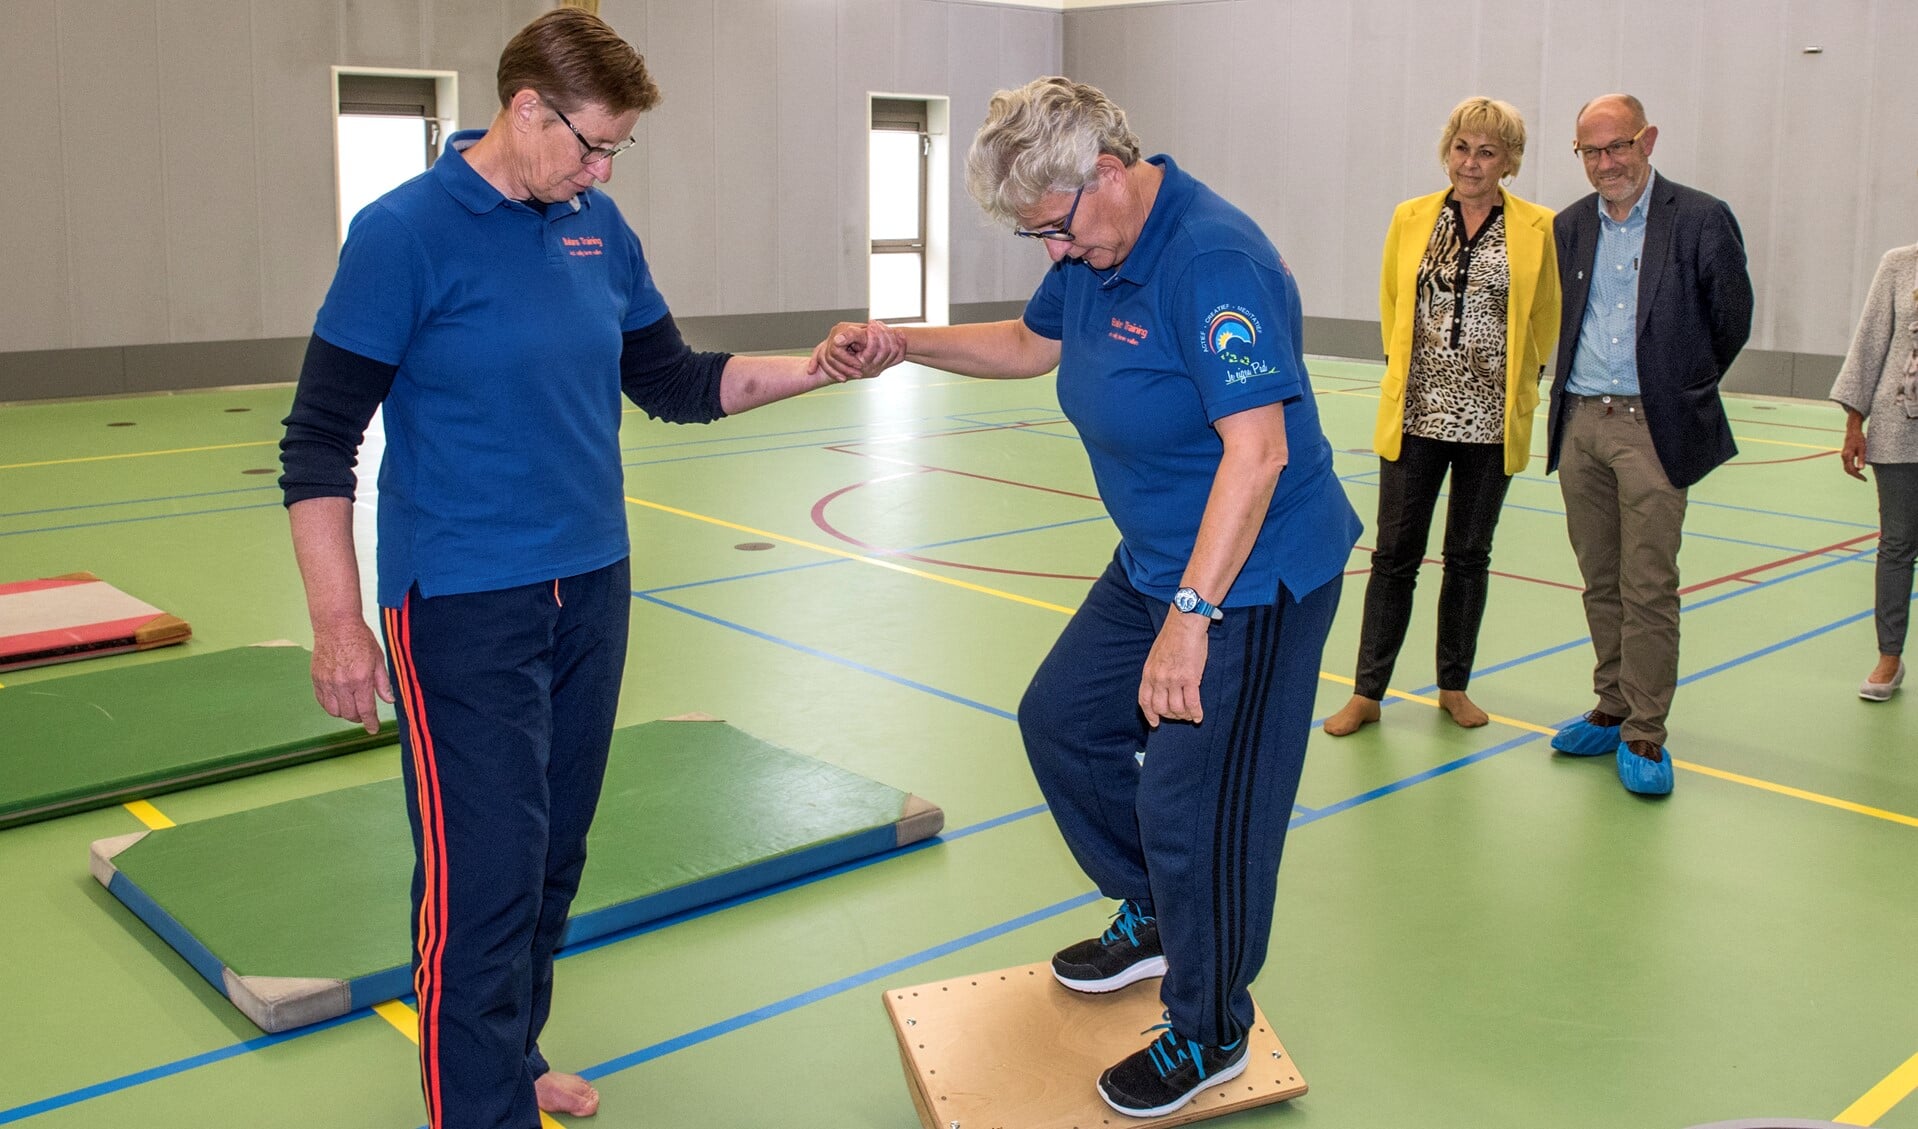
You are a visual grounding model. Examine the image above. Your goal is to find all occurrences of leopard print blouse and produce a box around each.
[1405,198,1509,444]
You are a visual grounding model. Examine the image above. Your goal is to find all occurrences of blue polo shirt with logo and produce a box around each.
[315,129,668,607]
[1022,155,1359,605]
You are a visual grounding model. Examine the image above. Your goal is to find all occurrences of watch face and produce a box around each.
[1173,589,1197,613]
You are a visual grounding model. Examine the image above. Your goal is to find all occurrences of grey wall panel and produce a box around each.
[0,0,73,353]
[1768,1,1872,357]
[431,0,511,130]
[1473,1,1545,207]
[713,0,783,317]
[1272,1,1351,319]
[993,6,1063,296]
[775,2,845,311]
[1689,0,1783,351]
[895,0,950,92]
[158,0,266,344]
[59,0,171,347]
[598,0,656,268]
[1534,4,1620,212]
[1856,1,1918,348]
[340,0,424,68]
[251,0,341,343]
[837,0,901,309]
[1337,5,1411,319]
[943,2,1005,305]
[644,2,722,314]
[1061,5,1123,85]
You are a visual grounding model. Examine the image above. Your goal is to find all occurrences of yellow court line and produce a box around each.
[633,496,1914,830]
[123,801,175,830]
[623,495,1076,615]
[1675,760,1918,829]
[1836,1047,1918,1125]
[374,1002,565,1129]
[0,440,275,471]
[1315,672,1557,736]
[1317,674,1918,828]
[374,1000,420,1044]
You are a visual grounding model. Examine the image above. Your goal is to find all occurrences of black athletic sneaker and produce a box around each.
[1050,899,1166,992]
[1097,1023,1249,1118]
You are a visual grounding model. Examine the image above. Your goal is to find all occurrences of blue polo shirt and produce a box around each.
[315,130,669,607]
[1023,156,1359,605]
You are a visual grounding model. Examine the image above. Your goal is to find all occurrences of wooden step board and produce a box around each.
[882,962,1306,1129]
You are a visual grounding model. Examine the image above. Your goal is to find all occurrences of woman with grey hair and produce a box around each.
[821,76,1359,1118]
[1324,96,1560,736]
[1831,242,1918,700]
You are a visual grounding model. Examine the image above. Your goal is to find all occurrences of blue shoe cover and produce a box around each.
[1616,741,1674,795]
[1551,716,1621,756]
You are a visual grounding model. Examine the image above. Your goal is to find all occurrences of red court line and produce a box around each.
[827,421,1103,503]
[1724,414,1845,434]
[1677,531,1880,595]
[808,477,1100,582]
[1349,544,1585,591]
[1723,450,1836,467]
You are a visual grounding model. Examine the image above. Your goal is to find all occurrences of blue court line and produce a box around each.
[0,484,276,521]
[0,1011,365,1126]
[0,502,283,538]
[622,412,1071,469]
[630,593,1016,721]
[571,890,1108,1086]
[637,515,1112,597]
[4,589,1895,1126]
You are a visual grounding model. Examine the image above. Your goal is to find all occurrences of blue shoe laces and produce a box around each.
[1138,1017,1242,1081]
[1101,900,1152,946]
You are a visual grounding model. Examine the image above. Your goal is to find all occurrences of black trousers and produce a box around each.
[1353,435,1511,699]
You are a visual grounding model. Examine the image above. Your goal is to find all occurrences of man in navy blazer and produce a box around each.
[1543,94,1754,795]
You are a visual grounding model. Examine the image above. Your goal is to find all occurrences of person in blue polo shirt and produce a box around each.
[278,11,881,1129]
[818,76,1360,1119]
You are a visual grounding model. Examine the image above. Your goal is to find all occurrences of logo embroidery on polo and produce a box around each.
[561,235,604,257]
[1201,305,1279,385]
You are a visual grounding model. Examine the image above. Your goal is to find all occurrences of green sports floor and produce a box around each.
[1,355,1913,1129]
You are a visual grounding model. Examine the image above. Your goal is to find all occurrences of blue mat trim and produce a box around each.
[559,824,898,946]
[106,869,231,1002]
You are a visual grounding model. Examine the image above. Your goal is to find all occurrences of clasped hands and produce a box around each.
[807,321,908,383]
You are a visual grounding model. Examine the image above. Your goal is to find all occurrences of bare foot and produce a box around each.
[1437,690,1489,729]
[1322,695,1382,736]
[1868,655,1902,684]
[536,1071,600,1118]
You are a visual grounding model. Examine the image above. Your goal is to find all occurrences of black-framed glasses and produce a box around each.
[1573,124,1648,163]
[552,103,636,165]
[1015,186,1085,243]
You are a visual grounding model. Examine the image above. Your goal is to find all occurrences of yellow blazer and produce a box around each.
[1376,186,1560,474]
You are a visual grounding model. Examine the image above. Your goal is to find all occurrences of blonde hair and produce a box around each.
[965,77,1142,227]
[1438,96,1527,178]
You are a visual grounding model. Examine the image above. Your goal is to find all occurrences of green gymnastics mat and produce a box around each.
[1,645,396,830]
[90,719,943,1032]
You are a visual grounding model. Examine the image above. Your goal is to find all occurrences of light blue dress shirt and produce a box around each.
[1566,169,1656,396]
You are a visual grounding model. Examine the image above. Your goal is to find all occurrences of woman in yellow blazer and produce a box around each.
[1325,96,1560,736]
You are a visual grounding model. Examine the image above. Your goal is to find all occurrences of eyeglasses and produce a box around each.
[552,103,637,165]
[1015,186,1085,243]
[1573,124,1649,163]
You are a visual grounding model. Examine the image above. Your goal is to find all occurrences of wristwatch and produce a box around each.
[1172,586,1224,621]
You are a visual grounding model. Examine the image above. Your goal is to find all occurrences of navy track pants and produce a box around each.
[381,558,629,1129]
[1019,552,1340,1047]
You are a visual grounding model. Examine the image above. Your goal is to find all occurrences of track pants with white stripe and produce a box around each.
[382,558,630,1129]
[1020,552,1340,1047]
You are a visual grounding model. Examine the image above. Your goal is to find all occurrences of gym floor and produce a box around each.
[1,354,1913,1129]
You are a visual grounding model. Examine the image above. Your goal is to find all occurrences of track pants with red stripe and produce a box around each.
[1018,552,1341,1048]
[382,558,630,1129]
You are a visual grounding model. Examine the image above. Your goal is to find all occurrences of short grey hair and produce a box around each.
[965,77,1142,227]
